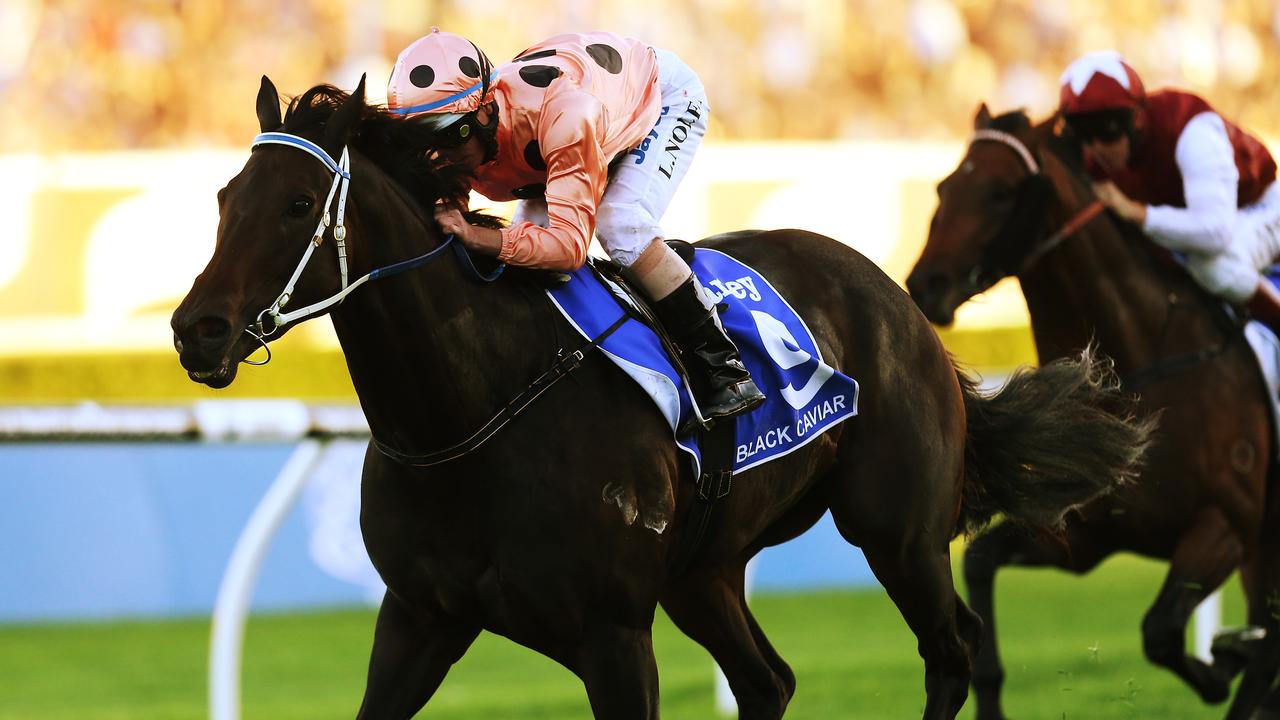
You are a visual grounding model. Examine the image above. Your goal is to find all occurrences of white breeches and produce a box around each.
[512,48,709,268]
[1186,182,1280,302]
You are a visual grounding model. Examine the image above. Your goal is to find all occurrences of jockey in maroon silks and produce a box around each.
[1059,51,1280,334]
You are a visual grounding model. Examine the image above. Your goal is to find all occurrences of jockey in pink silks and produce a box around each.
[387,28,764,425]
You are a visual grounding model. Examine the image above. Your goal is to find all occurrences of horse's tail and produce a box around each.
[956,346,1155,535]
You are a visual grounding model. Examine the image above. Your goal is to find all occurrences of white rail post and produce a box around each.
[209,439,324,720]
[1194,590,1222,662]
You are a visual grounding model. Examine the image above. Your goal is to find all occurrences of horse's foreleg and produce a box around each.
[660,563,794,720]
[1255,682,1280,720]
[1140,508,1242,704]
[1224,513,1280,720]
[356,590,479,720]
[574,623,661,720]
[1208,555,1273,684]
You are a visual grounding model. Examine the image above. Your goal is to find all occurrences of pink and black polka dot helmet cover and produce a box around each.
[388,28,494,118]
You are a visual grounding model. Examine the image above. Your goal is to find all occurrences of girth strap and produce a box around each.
[1121,342,1230,390]
[670,418,737,576]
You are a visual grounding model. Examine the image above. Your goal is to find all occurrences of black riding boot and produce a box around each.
[653,275,766,427]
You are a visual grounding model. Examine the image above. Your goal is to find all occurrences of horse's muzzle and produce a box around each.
[905,267,959,326]
[171,310,246,387]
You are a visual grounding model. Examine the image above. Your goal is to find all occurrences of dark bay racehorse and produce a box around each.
[172,79,1151,720]
[907,105,1280,720]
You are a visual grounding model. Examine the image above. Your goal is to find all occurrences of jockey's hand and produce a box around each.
[1092,181,1147,225]
[434,204,503,256]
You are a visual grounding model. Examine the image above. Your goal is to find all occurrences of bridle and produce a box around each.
[964,128,1105,296]
[228,129,625,468]
[240,131,503,365]
[967,128,1233,388]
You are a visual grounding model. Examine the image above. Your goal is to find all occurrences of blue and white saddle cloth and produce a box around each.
[547,248,859,477]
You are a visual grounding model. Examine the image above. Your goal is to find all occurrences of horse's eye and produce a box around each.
[990,186,1015,203]
[288,197,313,218]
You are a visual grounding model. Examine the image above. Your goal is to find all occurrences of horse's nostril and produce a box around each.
[907,270,950,302]
[193,316,232,345]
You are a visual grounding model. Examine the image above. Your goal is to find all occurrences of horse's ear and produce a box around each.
[256,75,283,133]
[973,103,992,129]
[323,74,367,157]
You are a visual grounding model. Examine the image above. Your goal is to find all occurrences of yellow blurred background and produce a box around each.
[2,0,1276,401]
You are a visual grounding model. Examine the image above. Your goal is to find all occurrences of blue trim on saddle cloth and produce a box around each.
[545,248,860,476]
[1265,264,1280,290]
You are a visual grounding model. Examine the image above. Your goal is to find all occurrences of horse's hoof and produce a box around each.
[1198,679,1231,705]
[1212,625,1267,671]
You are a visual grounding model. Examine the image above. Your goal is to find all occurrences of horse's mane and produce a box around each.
[281,85,505,230]
[988,109,1032,133]
[987,108,1088,176]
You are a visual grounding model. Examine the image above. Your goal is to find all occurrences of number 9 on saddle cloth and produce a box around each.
[547,246,860,478]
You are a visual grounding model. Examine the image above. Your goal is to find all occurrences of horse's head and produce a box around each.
[170,76,371,388]
[907,104,1060,326]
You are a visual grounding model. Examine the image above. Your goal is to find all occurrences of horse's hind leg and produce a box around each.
[963,521,1111,720]
[827,371,976,718]
[852,532,978,719]
[833,480,977,716]
[1141,508,1243,704]
[661,563,794,720]
[574,623,661,719]
[356,591,480,719]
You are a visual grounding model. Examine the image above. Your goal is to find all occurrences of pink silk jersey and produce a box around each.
[474,33,663,270]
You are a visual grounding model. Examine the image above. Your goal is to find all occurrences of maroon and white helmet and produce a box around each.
[1059,51,1146,116]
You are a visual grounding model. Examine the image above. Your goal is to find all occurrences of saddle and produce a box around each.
[587,239,699,388]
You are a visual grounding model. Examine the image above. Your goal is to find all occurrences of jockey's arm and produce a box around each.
[1142,112,1239,254]
[495,97,609,272]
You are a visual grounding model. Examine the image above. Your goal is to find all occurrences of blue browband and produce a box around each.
[252,132,351,179]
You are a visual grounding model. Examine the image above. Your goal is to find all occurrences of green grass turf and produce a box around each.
[0,554,1247,719]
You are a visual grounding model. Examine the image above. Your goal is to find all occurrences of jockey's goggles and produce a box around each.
[1065,109,1134,145]
[412,111,476,147]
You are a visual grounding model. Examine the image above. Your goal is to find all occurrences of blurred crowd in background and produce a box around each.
[2,0,1277,153]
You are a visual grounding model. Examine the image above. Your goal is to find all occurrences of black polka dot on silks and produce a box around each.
[518,65,561,88]
[458,56,481,78]
[409,64,435,88]
[586,44,622,74]
[512,183,546,199]
[514,49,557,62]
[523,141,547,171]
